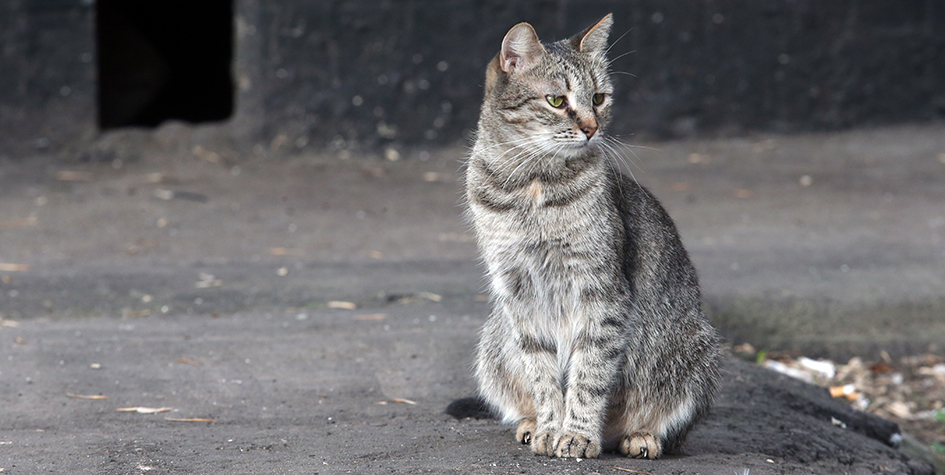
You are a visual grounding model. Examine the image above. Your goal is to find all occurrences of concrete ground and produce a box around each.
[1,122,944,473]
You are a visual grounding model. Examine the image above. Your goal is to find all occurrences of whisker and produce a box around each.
[604,28,633,56]
[493,138,549,188]
[598,142,626,199]
[599,137,646,191]
[609,50,636,63]
[606,136,661,153]
[483,136,546,174]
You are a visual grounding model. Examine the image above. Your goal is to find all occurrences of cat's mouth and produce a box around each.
[553,139,600,159]
[565,135,599,148]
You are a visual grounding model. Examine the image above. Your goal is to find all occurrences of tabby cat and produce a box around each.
[465,14,721,459]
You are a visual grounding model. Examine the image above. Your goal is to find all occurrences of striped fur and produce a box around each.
[466,14,721,459]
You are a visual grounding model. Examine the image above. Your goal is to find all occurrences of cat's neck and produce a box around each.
[472,136,603,190]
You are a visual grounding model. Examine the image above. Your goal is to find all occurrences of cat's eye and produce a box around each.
[546,95,565,108]
[593,93,605,106]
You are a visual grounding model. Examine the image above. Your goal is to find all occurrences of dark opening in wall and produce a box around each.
[96,0,234,129]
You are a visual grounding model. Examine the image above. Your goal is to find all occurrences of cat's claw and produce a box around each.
[619,432,663,459]
[516,418,536,445]
[555,433,601,458]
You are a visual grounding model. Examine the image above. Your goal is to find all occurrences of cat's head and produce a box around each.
[481,14,614,159]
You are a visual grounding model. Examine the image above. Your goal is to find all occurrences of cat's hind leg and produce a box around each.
[474,318,537,438]
[515,417,536,444]
[603,390,699,459]
[619,431,663,459]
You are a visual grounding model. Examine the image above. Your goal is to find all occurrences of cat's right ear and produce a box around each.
[500,22,545,74]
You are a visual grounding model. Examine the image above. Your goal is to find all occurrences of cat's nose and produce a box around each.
[581,125,598,139]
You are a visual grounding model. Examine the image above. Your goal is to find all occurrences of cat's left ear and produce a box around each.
[572,13,613,55]
[500,22,546,74]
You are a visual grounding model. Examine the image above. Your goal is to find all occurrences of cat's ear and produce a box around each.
[572,13,613,55]
[500,22,545,74]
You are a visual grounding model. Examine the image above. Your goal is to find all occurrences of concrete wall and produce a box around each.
[1,0,943,157]
[0,0,97,156]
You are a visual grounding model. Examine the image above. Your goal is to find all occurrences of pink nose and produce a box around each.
[581,125,598,139]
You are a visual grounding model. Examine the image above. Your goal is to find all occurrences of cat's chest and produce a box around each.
[477,180,615,268]
[524,180,544,202]
[483,179,603,238]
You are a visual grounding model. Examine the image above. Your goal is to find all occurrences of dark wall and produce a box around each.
[254,0,945,151]
[0,0,97,156]
[1,0,943,156]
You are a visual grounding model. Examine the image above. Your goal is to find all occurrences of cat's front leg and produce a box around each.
[516,332,566,456]
[555,314,626,458]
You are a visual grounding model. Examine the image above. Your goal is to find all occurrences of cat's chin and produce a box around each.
[553,141,599,159]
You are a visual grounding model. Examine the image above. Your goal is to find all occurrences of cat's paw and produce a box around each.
[619,432,663,459]
[554,433,601,458]
[516,418,536,445]
[530,431,556,456]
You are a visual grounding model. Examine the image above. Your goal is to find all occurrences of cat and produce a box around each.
[463,14,721,459]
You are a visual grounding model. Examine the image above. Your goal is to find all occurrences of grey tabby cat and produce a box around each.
[465,14,721,459]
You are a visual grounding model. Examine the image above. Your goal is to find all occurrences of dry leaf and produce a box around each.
[687,153,709,164]
[55,170,93,182]
[122,309,151,319]
[117,407,173,414]
[0,318,20,328]
[752,140,776,153]
[423,172,449,182]
[192,145,221,164]
[611,467,652,474]
[145,172,168,183]
[0,263,29,272]
[67,393,108,400]
[353,313,387,321]
[0,216,38,231]
[328,301,357,310]
[392,398,417,405]
[418,291,442,302]
[885,401,912,419]
[870,361,894,374]
[195,279,222,288]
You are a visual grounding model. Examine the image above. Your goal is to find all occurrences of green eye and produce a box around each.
[546,95,565,108]
[592,93,605,106]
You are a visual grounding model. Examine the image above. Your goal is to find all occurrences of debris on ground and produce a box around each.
[116,407,173,414]
[66,393,108,400]
[734,343,945,460]
[164,417,214,423]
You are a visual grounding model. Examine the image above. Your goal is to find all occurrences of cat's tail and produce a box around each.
[445,396,494,419]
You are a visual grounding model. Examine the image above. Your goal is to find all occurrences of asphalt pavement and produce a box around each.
[1,122,944,473]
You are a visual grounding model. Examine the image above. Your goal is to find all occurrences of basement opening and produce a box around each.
[96,0,234,129]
